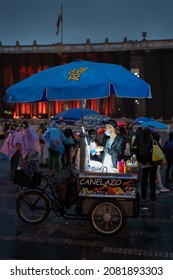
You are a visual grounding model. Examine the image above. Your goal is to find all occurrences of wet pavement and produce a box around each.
[0,158,173,260]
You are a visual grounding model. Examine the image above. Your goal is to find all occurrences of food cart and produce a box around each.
[73,132,141,235]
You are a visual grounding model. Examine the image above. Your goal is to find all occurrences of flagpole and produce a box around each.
[61,4,63,44]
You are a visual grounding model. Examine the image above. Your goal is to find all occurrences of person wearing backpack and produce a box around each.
[137,127,157,203]
[164,131,173,183]
[152,131,169,193]
[131,127,143,160]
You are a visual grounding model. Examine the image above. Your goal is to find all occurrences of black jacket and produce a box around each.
[99,135,126,168]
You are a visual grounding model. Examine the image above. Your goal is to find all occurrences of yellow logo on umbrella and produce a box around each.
[68,67,88,81]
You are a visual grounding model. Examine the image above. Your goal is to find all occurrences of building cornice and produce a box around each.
[0,39,173,54]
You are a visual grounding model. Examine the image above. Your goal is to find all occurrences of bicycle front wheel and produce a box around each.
[16,189,50,225]
[90,199,125,235]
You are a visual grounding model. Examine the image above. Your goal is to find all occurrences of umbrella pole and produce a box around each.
[81,100,85,127]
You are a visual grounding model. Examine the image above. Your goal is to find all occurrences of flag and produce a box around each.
[56,7,62,35]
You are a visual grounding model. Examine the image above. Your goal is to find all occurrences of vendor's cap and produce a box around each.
[103,119,118,129]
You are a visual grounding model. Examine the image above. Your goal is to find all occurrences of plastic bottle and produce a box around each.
[124,161,126,173]
[126,160,131,173]
[117,159,125,173]
[132,154,138,165]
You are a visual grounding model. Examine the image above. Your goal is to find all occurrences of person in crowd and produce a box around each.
[37,121,48,166]
[131,126,143,159]
[42,121,67,174]
[0,125,23,174]
[119,126,131,161]
[16,121,22,131]
[86,129,97,144]
[136,127,157,203]
[131,127,143,159]
[164,131,173,183]
[86,128,101,161]
[152,130,169,193]
[60,121,76,169]
[19,120,41,167]
[37,121,47,136]
[96,119,126,169]
[1,120,11,138]
[126,122,135,138]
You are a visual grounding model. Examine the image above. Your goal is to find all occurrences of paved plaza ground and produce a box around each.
[0,154,173,260]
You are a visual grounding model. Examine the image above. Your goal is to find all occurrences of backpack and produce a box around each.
[138,138,153,163]
[164,140,173,153]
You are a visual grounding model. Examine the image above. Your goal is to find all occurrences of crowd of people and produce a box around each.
[85,120,172,204]
[0,117,173,205]
[0,120,78,175]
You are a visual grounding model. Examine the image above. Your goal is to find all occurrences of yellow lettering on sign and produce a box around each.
[68,67,88,81]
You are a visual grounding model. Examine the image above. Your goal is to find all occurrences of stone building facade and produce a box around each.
[0,38,173,120]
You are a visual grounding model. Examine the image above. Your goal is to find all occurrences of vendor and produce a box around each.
[96,119,126,168]
[86,128,101,162]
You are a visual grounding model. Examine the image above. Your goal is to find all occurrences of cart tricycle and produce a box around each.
[15,133,141,235]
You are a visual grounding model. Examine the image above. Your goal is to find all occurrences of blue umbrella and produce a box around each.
[141,120,168,129]
[51,108,99,121]
[133,117,153,123]
[4,60,151,103]
[75,114,111,129]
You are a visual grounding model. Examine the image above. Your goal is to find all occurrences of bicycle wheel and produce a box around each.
[90,199,125,235]
[16,189,50,225]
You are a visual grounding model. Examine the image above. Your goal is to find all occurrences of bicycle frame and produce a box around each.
[16,174,88,221]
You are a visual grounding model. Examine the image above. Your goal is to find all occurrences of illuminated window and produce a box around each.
[131,68,140,77]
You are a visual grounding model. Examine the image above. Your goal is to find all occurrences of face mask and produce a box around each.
[22,125,27,129]
[105,131,111,137]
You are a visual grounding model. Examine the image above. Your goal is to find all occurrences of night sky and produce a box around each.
[0,0,173,46]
